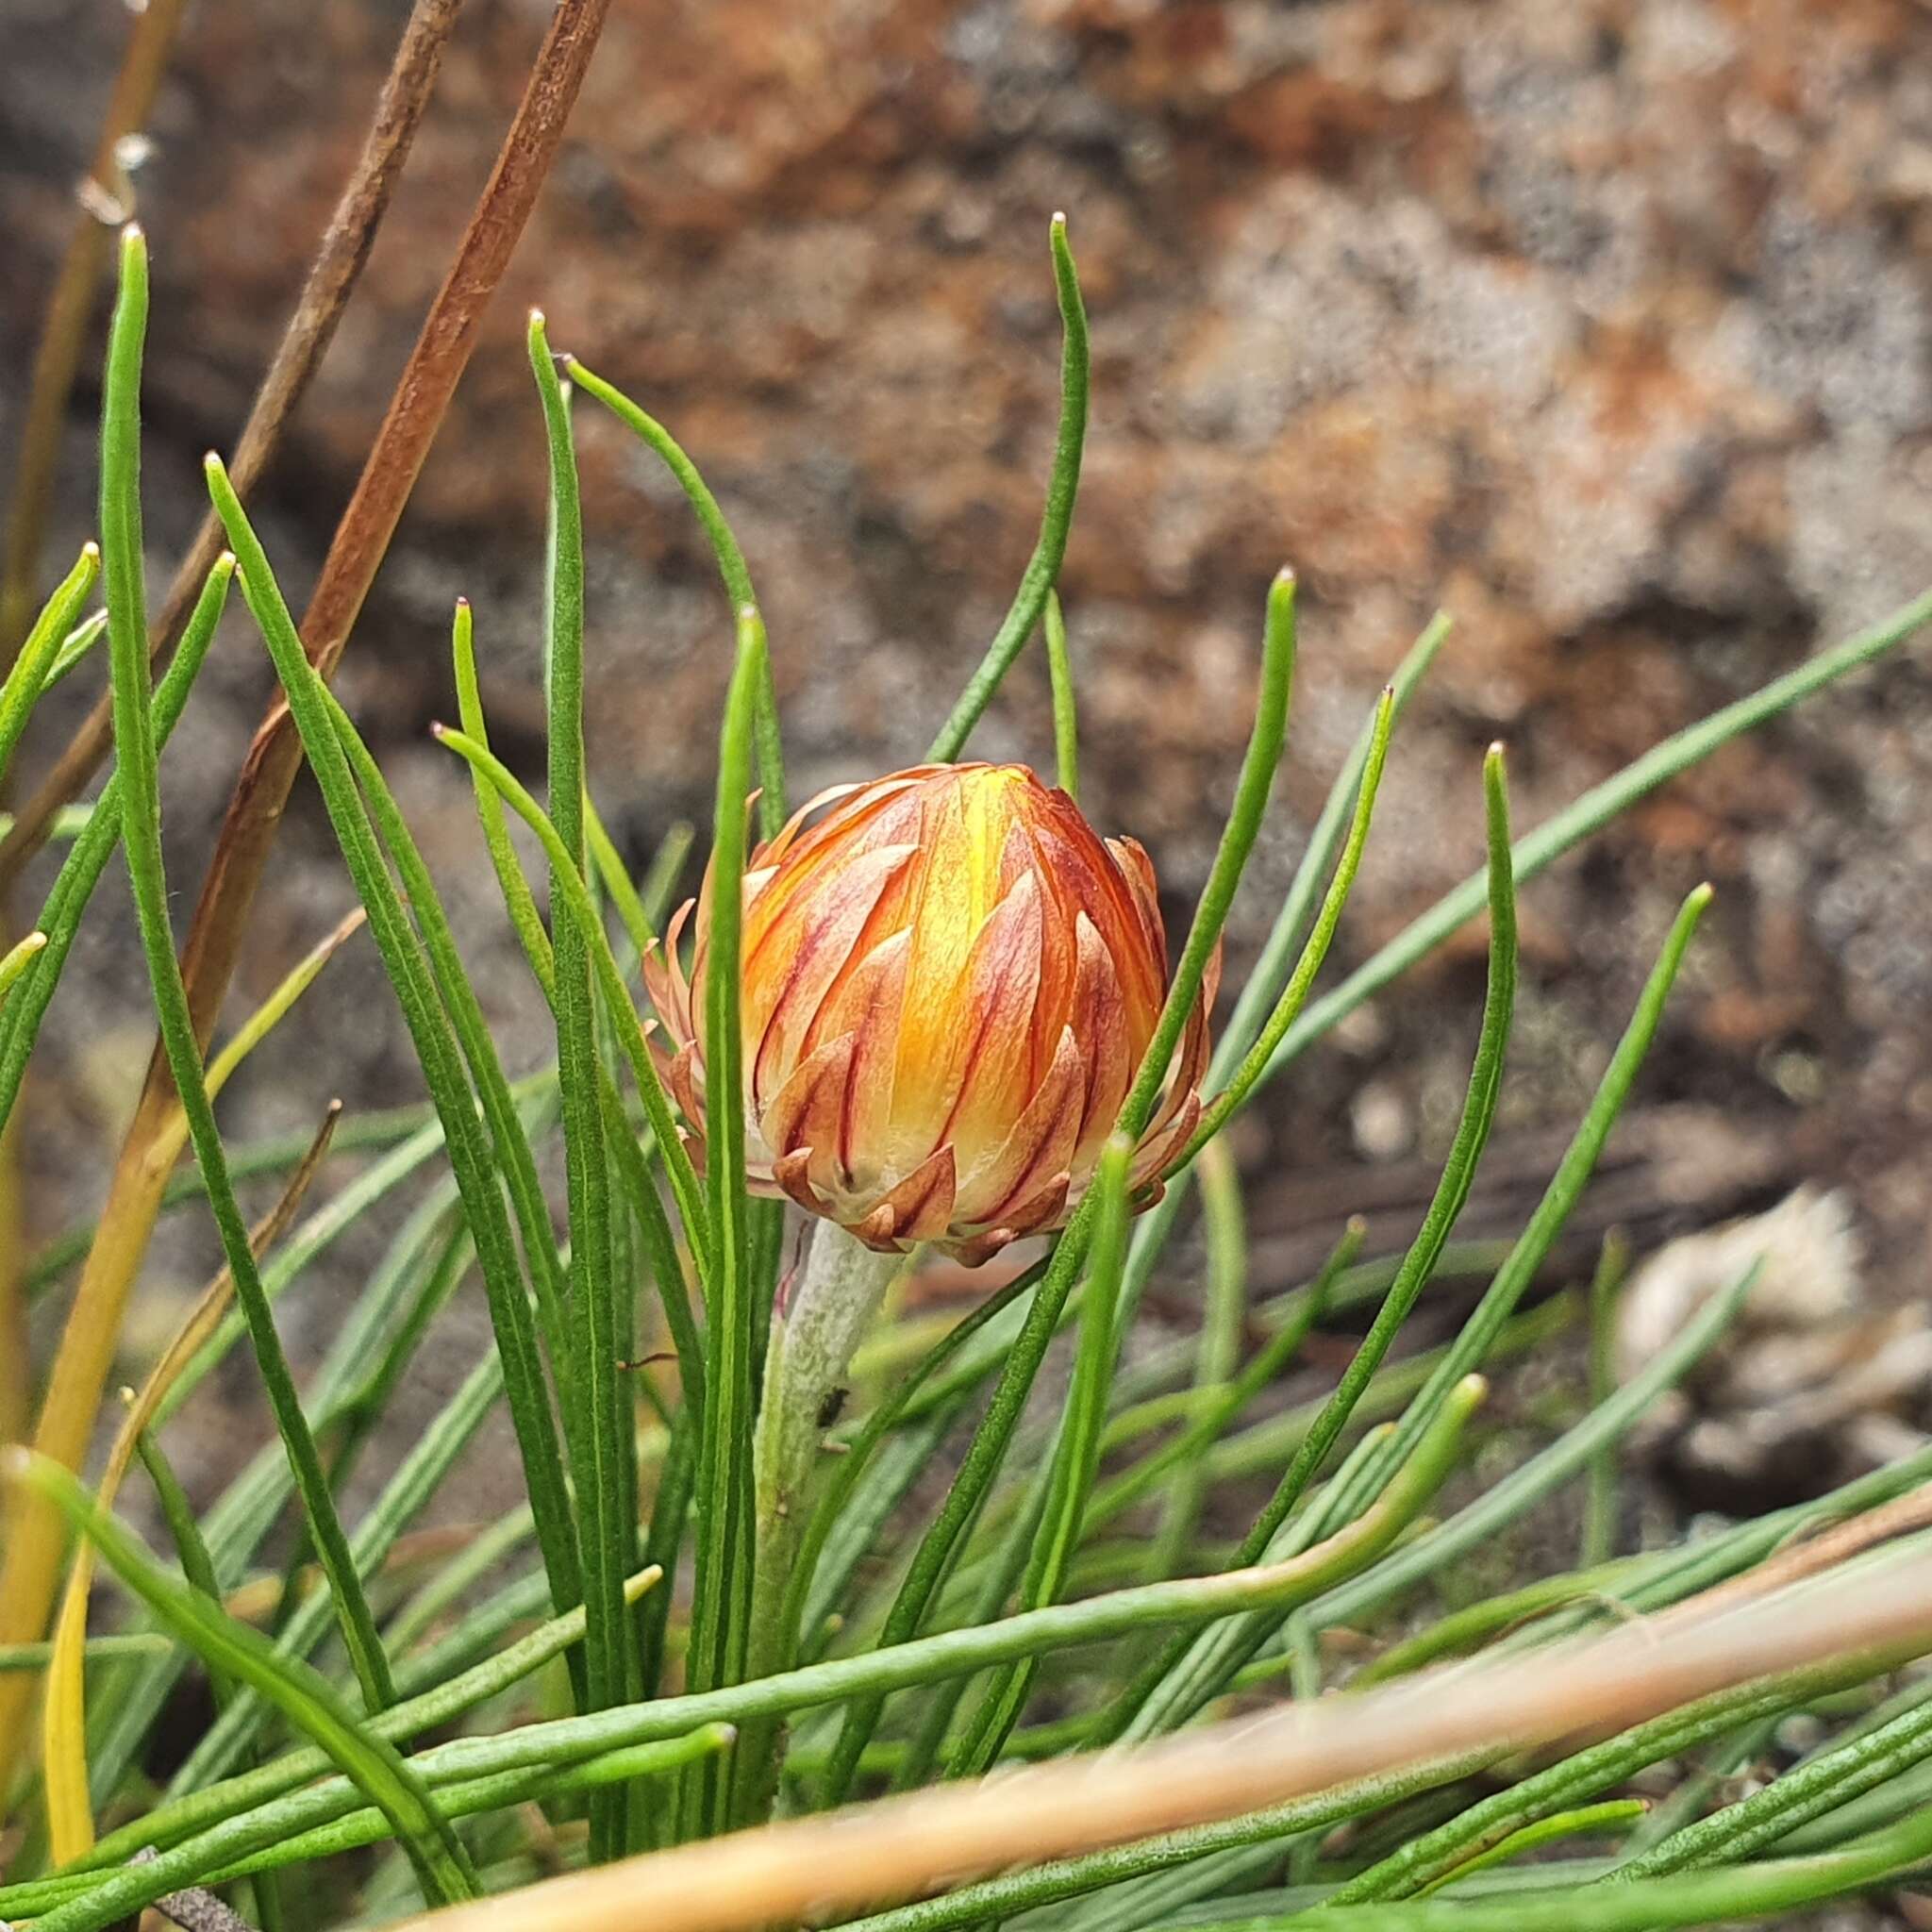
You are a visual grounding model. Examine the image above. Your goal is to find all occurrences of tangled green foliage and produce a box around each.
[2,218,1931,1932]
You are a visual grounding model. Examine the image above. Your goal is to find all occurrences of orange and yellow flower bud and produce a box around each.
[644,762,1214,1265]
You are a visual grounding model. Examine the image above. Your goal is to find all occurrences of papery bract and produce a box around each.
[645,762,1214,1264]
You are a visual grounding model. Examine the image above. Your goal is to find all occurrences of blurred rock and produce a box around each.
[6,0,1932,1489]
[1618,1186,1932,1505]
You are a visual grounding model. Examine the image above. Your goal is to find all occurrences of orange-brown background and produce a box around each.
[5,0,1931,1389]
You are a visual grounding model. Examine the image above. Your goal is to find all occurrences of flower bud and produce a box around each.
[645,762,1214,1265]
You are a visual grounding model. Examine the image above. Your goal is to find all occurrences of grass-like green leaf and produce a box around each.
[683,602,766,1836]
[640,820,695,927]
[1325,1262,1754,1650]
[926,213,1091,761]
[560,351,787,840]
[587,788,658,958]
[6,1453,475,1909]
[1186,679,1394,1158]
[1110,610,1447,1339]
[1104,742,1517,1747]
[0,929,47,1010]
[1613,1629,1932,1876]
[81,1566,659,1879]
[1319,885,1712,1534]
[529,312,635,1860]
[82,1113,536,1812]
[203,450,586,1681]
[1417,1801,1647,1896]
[16,1388,1480,1932]
[1579,1231,1631,1568]
[820,563,1297,1801]
[1087,1216,1358,1541]
[450,599,703,1414]
[100,225,400,1729]
[170,1342,506,1791]
[1260,586,1932,1088]
[0,552,230,1139]
[0,541,97,784]
[947,1135,1136,1777]
[1304,1616,1857,1916]
[43,608,108,690]
[1146,1141,1265,1577]
[451,596,554,991]
[1045,587,1079,798]
[433,717,715,1254]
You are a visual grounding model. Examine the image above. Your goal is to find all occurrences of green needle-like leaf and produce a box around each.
[1261,587,1932,1088]
[0,541,97,785]
[451,596,554,992]
[1321,884,1712,1533]
[16,1387,1480,1932]
[530,311,634,1860]
[821,562,1295,1803]
[101,225,400,1734]
[927,213,1091,761]
[947,1135,1136,1777]
[1103,742,1517,1748]
[1187,680,1395,1158]
[684,603,765,1836]
[1045,587,1079,798]
[203,451,585,1685]
[0,552,230,1141]
[8,1453,475,1908]
[561,352,787,839]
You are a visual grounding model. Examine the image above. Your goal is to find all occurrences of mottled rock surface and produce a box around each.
[6,0,1932,1538]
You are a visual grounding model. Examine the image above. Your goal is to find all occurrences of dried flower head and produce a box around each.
[645,762,1214,1264]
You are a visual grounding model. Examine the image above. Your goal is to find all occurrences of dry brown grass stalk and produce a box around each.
[0,0,613,1790]
[0,0,466,893]
[390,1548,1932,1932]
[1665,1480,1932,1622]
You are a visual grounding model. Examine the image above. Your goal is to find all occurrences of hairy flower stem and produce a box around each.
[737,1220,902,1823]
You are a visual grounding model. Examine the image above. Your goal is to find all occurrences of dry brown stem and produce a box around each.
[0,0,465,891]
[1663,1478,1932,1622]
[0,0,613,1790]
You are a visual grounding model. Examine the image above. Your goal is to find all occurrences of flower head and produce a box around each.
[645,762,1214,1265]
